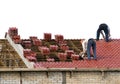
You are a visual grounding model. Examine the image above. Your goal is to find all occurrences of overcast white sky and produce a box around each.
[0,0,120,39]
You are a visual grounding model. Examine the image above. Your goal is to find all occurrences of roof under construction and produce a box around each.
[1,27,120,71]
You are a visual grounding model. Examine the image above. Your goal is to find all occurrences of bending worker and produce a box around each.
[80,38,97,60]
[96,23,111,42]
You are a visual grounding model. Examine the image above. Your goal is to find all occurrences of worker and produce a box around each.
[96,23,111,42]
[80,38,97,60]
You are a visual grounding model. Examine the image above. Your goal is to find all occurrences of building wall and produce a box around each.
[0,71,120,84]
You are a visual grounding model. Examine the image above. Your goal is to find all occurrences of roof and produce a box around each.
[6,28,120,70]
[34,39,120,69]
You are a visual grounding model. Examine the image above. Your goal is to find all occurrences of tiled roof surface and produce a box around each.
[34,39,120,69]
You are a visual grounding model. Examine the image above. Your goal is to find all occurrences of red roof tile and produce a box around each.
[34,39,120,69]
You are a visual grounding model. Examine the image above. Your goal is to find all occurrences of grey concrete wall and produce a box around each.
[0,71,120,84]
